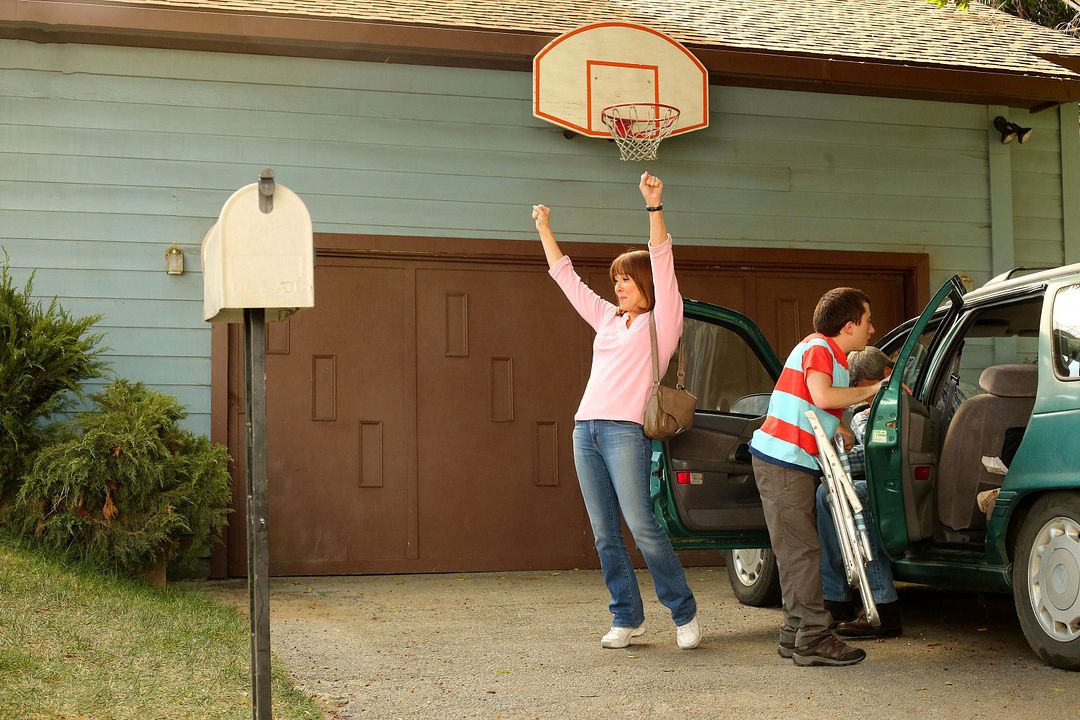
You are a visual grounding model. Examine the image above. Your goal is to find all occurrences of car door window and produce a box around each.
[899,302,953,392]
[663,317,775,413]
[926,296,1043,413]
[1052,283,1080,380]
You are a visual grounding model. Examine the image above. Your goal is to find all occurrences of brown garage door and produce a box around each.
[215,236,926,577]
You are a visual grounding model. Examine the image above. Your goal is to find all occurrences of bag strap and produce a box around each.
[648,312,687,390]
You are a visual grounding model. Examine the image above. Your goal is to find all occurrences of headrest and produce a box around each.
[979,364,1038,398]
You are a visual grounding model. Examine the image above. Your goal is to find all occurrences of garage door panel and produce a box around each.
[416,267,591,570]
[261,264,412,573]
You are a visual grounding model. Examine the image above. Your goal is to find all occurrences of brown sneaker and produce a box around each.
[792,634,867,667]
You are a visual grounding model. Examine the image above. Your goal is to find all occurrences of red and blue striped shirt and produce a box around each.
[749,333,850,475]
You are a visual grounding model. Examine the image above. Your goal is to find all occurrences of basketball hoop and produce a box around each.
[601,103,681,162]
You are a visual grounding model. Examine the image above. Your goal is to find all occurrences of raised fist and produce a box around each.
[639,172,663,207]
[532,204,551,231]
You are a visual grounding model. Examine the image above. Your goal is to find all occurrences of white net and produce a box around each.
[600,103,681,162]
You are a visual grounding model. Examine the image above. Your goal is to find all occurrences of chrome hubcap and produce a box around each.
[731,548,765,587]
[1028,515,1080,642]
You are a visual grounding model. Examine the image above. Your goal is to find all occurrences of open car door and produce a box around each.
[864,276,966,554]
[651,300,781,550]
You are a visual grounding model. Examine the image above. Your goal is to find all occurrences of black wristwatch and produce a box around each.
[646,204,663,212]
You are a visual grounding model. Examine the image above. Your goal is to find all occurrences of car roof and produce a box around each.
[965,262,1080,304]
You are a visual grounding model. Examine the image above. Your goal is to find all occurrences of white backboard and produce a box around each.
[533,22,709,137]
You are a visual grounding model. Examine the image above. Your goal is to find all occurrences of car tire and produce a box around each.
[726,548,782,607]
[1011,492,1080,671]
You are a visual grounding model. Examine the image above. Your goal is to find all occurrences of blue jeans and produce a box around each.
[573,420,697,628]
[816,481,898,604]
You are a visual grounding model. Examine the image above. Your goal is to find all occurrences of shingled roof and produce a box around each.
[5,0,1080,108]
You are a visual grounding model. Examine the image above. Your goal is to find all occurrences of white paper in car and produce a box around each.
[981,456,1008,475]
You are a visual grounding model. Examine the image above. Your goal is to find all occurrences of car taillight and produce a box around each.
[914,466,931,481]
[676,471,692,485]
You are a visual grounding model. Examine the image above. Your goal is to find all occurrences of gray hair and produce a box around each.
[847,346,894,385]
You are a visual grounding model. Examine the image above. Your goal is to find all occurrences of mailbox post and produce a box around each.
[202,170,314,720]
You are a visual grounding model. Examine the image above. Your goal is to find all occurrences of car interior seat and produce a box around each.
[936,364,1038,532]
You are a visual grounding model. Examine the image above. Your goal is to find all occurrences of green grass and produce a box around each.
[0,538,326,720]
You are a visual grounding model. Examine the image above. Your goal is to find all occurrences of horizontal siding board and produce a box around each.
[1014,239,1065,268]
[679,188,988,224]
[0,209,215,244]
[664,138,988,174]
[0,40,529,99]
[31,297,208,330]
[716,113,987,152]
[713,86,990,129]
[790,167,988,199]
[1012,148,1065,174]
[0,69,531,126]
[94,355,210,385]
[3,267,201,301]
[1012,193,1065,220]
[94,327,211,357]
[1008,172,1063,198]
[1014,217,1065,244]
[2,238,204,273]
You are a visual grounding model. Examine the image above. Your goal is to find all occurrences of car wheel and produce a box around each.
[726,548,781,607]
[1012,492,1080,671]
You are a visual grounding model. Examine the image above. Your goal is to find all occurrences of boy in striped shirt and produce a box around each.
[749,287,883,666]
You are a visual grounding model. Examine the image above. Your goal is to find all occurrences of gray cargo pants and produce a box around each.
[752,456,832,649]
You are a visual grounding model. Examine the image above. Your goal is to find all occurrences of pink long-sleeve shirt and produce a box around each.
[548,236,684,424]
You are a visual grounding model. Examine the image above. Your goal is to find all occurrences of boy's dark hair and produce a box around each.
[813,287,870,337]
[609,249,655,312]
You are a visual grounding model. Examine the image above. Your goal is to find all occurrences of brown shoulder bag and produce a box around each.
[643,312,697,441]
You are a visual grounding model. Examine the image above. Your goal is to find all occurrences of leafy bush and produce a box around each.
[15,381,231,576]
[1,257,107,496]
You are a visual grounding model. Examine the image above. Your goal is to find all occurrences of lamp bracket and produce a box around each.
[258,168,276,214]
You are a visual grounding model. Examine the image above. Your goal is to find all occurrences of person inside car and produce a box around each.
[749,288,883,666]
[816,346,902,638]
[531,172,701,651]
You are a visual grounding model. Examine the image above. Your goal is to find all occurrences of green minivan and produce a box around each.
[652,265,1080,671]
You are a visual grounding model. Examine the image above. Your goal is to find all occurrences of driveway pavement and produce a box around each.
[202,567,1078,719]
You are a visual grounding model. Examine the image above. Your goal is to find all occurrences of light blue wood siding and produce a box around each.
[1,40,1072,435]
[1011,107,1065,271]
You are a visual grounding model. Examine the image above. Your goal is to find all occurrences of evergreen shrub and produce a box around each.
[1,257,107,496]
[16,380,232,576]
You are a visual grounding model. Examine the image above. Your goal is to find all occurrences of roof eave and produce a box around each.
[2,0,1079,109]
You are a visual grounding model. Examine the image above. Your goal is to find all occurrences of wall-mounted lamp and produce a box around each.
[993,116,1033,145]
[165,244,185,275]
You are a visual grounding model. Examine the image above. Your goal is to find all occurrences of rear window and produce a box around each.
[1052,283,1080,380]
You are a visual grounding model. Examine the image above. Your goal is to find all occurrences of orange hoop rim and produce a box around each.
[600,103,681,132]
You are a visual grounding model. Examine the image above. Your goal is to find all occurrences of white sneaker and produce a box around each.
[676,615,702,649]
[601,624,645,649]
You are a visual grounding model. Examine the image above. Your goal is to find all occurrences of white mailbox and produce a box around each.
[202,179,314,323]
